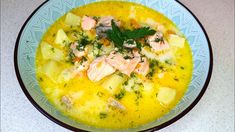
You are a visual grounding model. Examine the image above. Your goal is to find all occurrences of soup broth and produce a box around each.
[36,1,193,129]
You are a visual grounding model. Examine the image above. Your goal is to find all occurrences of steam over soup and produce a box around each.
[36,1,193,129]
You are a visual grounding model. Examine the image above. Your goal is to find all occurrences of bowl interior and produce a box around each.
[15,0,211,131]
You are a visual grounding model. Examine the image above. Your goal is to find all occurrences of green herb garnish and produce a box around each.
[106,20,125,49]
[136,42,142,50]
[68,51,76,64]
[39,77,43,82]
[118,72,124,77]
[124,56,132,59]
[97,92,104,97]
[99,112,107,119]
[51,47,55,53]
[76,36,90,51]
[93,16,100,21]
[134,90,143,105]
[165,60,173,65]
[97,43,102,49]
[130,73,136,78]
[174,77,179,82]
[123,27,156,40]
[123,80,128,86]
[106,20,156,50]
[79,56,87,64]
[154,37,163,42]
[115,89,126,100]
[147,60,159,79]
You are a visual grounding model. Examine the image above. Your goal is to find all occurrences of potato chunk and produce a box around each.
[55,29,71,47]
[157,87,176,105]
[42,61,61,82]
[40,42,65,61]
[168,34,185,48]
[142,81,154,93]
[102,74,126,94]
[65,13,81,26]
[57,68,75,83]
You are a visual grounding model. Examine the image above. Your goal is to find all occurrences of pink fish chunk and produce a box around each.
[87,56,116,82]
[134,57,149,76]
[81,16,96,31]
[106,51,141,76]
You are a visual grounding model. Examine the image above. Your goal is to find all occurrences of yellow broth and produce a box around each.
[36,1,193,129]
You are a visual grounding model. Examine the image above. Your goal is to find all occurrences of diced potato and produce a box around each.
[40,42,65,61]
[168,34,185,48]
[55,29,71,47]
[123,77,142,92]
[102,74,126,94]
[123,78,135,92]
[57,68,75,83]
[157,51,173,62]
[142,81,154,93]
[42,61,62,82]
[157,87,176,105]
[65,12,81,26]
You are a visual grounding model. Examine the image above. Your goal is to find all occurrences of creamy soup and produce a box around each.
[36,1,193,129]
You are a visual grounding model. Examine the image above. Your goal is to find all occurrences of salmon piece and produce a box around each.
[106,51,140,76]
[148,32,170,52]
[87,56,116,82]
[81,16,96,31]
[70,42,77,50]
[134,57,149,76]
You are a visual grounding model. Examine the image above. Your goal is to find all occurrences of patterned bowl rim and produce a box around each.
[14,0,213,131]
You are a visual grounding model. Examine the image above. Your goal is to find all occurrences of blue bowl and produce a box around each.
[14,0,213,131]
